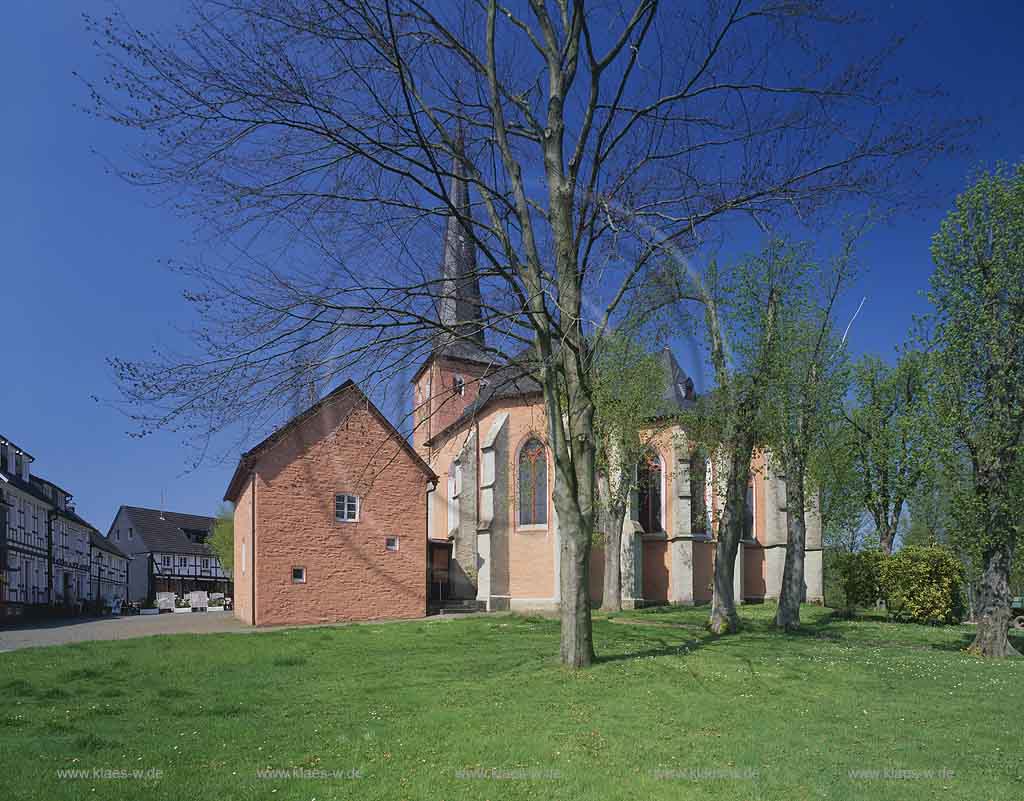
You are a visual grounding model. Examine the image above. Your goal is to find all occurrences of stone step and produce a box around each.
[429,600,487,615]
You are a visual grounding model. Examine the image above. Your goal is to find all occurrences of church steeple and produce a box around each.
[437,132,485,349]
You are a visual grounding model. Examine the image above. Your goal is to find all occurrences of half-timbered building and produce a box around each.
[109,506,230,601]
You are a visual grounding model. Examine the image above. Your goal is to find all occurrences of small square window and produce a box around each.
[385,536,399,552]
[335,493,359,522]
[162,555,171,566]
[202,558,209,568]
[292,567,306,584]
[179,556,187,567]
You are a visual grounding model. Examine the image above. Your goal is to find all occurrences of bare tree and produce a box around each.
[86,0,963,666]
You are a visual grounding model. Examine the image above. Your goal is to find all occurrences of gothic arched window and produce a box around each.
[637,449,663,533]
[518,438,548,526]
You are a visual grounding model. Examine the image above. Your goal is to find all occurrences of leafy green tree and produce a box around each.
[811,430,872,553]
[923,164,1024,657]
[762,241,855,629]
[901,465,962,549]
[591,335,669,612]
[209,503,234,577]
[684,240,810,634]
[841,351,930,555]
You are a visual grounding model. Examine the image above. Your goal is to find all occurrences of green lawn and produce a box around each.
[2,606,1022,801]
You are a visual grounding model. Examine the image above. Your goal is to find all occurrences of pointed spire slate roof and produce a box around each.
[657,347,696,412]
[435,132,487,356]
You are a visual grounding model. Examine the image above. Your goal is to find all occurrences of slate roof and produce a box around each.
[89,529,130,559]
[425,346,697,446]
[436,133,486,349]
[56,506,102,533]
[119,506,217,557]
[425,350,544,446]
[0,433,33,462]
[410,338,495,384]
[0,470,52,506]
[656,347,697,413]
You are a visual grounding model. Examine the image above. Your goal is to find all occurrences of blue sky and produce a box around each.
[2,1,1022,532]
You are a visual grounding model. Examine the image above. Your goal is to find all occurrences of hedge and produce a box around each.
[830,546,965,625]
[879,545,965,625]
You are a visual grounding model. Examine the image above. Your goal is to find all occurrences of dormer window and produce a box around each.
[182,527,208,544]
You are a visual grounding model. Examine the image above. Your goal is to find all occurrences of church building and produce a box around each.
[224,144,823,626]
[411,144,824,612]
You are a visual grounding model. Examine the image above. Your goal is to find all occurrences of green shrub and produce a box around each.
[823,549,850,608]
[879,545,965,625]
[832,549,885,611]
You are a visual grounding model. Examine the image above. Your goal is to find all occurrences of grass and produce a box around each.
[1,605,1022,800]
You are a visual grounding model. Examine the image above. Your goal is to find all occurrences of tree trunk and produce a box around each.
[878,523,897,556]
[969,540,1020,658]
[601,500,626,612]
[554,470,596,667]
[598,459,629,612]
[775,456,807,630]
[545,355,597,668]
[709,437,754,634]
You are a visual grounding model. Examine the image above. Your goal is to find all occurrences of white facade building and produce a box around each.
[1,433,129,618]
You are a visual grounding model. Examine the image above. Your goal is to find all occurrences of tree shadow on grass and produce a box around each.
[605,606,1024,658]
[593,619,726,665]
[929,630,1024,654]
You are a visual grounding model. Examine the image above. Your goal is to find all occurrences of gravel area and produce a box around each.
[0,610,248,652]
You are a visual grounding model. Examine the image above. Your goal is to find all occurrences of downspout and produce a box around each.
[250,473,256,626]
[46,510,55,604]
[425,479,433,613]
[0,490,7,607]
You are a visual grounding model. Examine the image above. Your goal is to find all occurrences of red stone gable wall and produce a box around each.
[244,392,430,626]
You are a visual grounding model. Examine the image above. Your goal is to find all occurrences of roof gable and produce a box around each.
[90,529,130,559]
[224,380,436,502]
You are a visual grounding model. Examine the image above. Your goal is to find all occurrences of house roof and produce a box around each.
[118,506,218,556]
[0,470,52,507]
[656,347,697,413]
[425,350,543,446]
[410,340,496,384]
[89,529,130,559]
[223,380,437,503]
[424,346,697,447]
[56,506,102,534]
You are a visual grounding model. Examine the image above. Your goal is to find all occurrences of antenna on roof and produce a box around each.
[160,489,166,521]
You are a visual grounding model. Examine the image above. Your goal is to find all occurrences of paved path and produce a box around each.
[0,610,484,653]
[0,611,248,653]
